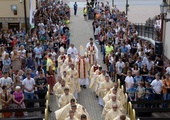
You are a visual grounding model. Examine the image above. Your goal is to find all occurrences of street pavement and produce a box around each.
[49,4,105,120]
[69,0,161,23]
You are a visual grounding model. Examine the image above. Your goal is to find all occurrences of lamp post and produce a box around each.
[24,0,28,33]
[160,0,169,42]
[112,0,114,6]
[125,0,129,15]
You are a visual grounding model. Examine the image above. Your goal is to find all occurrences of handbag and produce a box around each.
[2,106,12,118]
[14,104,24,117]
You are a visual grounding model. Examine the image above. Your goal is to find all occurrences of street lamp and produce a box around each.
[160,0,169,14]
[125,0,129,15]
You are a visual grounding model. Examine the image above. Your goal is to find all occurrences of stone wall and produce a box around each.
[0,17,29,30]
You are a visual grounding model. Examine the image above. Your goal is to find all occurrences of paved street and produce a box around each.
[69,0,162,23]
[49,4,106,120]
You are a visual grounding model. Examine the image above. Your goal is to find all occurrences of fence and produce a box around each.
[134,23,159,41]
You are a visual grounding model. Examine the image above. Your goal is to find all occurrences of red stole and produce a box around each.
[61,55,66,60]
[78,58,86,78]
[88,46,95,64]
[94,66,99,72]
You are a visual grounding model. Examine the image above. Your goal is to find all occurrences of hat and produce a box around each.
[15,86,21,89]
[79,45,85,56]
[59,47,65,53]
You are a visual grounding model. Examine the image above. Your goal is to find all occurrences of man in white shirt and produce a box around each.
[116,58,125,85]
[0,72,13,92]
[151,73,163,107]
[86,38,99,60]
[125,70,134,91]
[34,43,43,59]
[67,44,78,59]
[22,73,35,100]
[146,57,154,71]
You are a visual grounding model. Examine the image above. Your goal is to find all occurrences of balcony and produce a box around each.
[134,15,161,45]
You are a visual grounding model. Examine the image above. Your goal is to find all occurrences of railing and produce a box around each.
[134,23,159,41]
[0,85,50,120]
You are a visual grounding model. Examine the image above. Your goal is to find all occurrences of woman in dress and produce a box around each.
[13,86,27,117]
[18,45,26,70]
[11,50,21,74]
[132,64,140,76]
[46,66,56,94]
[2,53,11,74]
[0,85,12,118]
[14,75,22,88]
[0,47,6,71]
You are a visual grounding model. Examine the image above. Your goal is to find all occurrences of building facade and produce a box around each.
[163,0,170,60]
[0,0,37,31]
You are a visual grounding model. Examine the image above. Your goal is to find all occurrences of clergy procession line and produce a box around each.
[54,2,133,120]
[54,40,132,120]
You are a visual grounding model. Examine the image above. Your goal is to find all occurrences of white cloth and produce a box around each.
[125,76,134,91]
[22,78,35,93]
[0,77,13,91]
[67,47,78,59]
[86,42,99,59]
[78,78,89,86]
[98,97,104,106]
[151,79,163,94]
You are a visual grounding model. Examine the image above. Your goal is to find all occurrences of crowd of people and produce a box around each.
[0,0,73,118]
[91,0,170,112]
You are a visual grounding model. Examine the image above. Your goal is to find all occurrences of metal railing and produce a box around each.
[134,23,160,41]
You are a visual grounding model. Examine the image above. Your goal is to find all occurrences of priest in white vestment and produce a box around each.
[67,44,78,59]
[75,45,89,88]
[95,70,107,96]
[89,61,100,79]
[113,114,131,120]
[86,38,99,60]
[59,87,75,108]
[102,95,124,117]
[89,66,102,90]
[55,80,71,98]
[65,110,79,120]
[67,64,81,99]
[55,99,85,120]
[53,76,62,93]
[61,54,75,75]
[98,75,114,106]
[87,42,96,65]
[105,104,123,120]
[58,47,67,73]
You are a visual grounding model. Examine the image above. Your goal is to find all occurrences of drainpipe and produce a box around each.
[24,0,28,33]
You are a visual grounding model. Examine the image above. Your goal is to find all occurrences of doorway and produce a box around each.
[8,23,19,31]
[0,23,2,30]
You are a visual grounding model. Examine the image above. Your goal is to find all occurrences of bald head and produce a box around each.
[120,115,126,120]
[111,95,117,101]
[112,104,118,111]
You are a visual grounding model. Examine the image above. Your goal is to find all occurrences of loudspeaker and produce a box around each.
[155,41,163,55]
